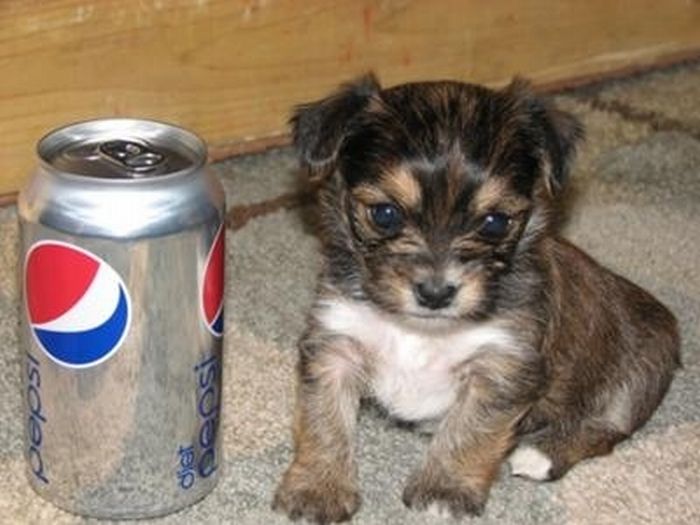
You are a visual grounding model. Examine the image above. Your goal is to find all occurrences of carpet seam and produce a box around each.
[580,94,700,143]
[226,188,316,231]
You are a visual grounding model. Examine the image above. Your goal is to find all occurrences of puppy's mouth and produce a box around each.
[394,309,465,333]
[408,311,459,320]
[401,306,463,324]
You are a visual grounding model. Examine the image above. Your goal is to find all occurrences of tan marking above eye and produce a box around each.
[379,168,422,209]
[351,183,390,205]
[470,177,509,212]
[469,177,530,216]
[350,168,422,210]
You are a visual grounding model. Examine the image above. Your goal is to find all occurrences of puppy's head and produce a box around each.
[293,74,582,321]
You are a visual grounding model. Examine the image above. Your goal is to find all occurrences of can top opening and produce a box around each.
[37,118,207,180]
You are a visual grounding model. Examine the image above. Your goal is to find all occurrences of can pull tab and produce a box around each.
[99,140,165,174]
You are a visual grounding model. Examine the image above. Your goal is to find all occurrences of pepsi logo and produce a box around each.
[201,225,224,337]
[25,241,131,368]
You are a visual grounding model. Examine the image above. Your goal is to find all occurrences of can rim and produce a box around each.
[36,117,207,183]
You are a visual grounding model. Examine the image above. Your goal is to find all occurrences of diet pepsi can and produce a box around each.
[17,118,225,518]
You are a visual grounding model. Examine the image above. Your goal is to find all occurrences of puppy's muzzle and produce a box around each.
[413,279,458,310]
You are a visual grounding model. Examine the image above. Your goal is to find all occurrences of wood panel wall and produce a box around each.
[2,0,700,196]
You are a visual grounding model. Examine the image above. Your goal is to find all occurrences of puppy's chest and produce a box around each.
[371,330,468,422]
[317,299,515,422]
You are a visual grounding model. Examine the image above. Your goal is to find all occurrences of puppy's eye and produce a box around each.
[479,212,511,239]
[369,203,403,234]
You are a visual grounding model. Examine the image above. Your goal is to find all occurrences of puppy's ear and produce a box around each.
[290,73,381,178]
[538,104,584,195]
[505,78,584,195]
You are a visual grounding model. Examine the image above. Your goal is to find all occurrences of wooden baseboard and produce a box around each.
[208,134,292,163]
[534,49,700,93]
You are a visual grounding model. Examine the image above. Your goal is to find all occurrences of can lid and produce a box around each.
[37,118,206,180]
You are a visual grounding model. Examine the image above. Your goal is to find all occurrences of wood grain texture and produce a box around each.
[2,0,700,194]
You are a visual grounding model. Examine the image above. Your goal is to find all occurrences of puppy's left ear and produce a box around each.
[538,103,584,195]
[290,73,381,179]
[506,78,584,195]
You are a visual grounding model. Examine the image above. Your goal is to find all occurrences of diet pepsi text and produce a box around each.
[195,353,221,478]
[18,119,225,519]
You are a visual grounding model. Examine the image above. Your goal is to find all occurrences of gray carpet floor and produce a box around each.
[1,62,700,524]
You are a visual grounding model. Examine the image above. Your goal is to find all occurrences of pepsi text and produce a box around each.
[196,353,220,478]
[26,352,48,484]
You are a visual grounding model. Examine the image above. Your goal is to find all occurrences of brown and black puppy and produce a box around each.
[273,74,680,523]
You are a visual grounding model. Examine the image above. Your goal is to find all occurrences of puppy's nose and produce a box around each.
[413,280,458,310]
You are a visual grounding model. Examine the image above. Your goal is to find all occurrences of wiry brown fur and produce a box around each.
[273,73,680,523]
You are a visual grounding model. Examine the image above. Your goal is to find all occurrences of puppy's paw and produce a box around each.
[402,467,486,518]
[273,464,360,524]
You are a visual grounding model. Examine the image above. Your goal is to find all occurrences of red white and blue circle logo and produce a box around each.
[200,225,224,337]
[24,241,132,368]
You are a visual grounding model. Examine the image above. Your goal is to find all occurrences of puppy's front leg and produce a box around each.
[274,334,365,523]
[403,352,543,517]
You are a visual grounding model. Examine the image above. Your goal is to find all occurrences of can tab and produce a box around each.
[99,140,165,174]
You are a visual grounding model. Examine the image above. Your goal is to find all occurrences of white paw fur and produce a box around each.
[508,445,553,481]
[426,501,454,519]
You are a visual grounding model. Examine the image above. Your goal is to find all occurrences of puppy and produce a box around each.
[273,74,680,522]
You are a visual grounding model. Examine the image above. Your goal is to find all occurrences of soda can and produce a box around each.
[17,118,225,518]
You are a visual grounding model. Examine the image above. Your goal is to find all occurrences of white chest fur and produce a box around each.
[316,299,517,422]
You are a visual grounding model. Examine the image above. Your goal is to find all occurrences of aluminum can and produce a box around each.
[17,118,225,518]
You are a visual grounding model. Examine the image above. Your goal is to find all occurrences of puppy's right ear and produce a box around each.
[290,73,380,178]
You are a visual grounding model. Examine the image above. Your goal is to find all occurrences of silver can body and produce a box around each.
[17,119,225,518]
